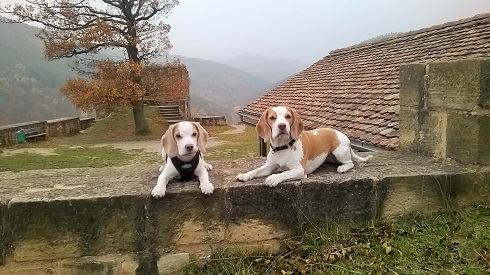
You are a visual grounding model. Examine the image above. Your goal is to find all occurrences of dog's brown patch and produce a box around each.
[300,128,340,168]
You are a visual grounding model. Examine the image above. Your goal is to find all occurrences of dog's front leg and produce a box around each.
[236,163,279,182]
[195,163,214,195]
[152,167,178,198]
[265,168,305,187]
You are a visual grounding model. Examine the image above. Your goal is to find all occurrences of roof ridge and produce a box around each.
[330,12,490,56]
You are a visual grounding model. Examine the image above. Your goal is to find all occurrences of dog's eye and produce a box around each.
[192,132,197,137]
[269,116,275,120]
[175,134,182,139]
[285,114,292,119]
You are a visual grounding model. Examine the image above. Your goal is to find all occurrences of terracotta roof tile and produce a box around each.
[240,13,490,150]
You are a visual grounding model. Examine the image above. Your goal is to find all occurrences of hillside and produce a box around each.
[222,53,308,83]
[167,55,272,122]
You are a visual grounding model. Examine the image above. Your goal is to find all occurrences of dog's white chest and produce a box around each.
[270,142,303,169]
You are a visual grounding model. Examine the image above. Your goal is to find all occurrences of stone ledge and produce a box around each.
[0,151,489,274]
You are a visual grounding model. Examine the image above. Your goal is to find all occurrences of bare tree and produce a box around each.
[2,0,179,134]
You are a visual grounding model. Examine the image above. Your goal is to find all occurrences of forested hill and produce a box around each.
[0,17,79,124]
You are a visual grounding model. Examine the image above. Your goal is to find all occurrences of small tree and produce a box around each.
[2,0,179,134]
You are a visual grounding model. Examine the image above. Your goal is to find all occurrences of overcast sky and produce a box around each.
[3,0,490,64]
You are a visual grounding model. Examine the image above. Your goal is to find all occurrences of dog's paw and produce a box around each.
[337,163,354,174]
[151,185,166,198]
[236,173,251,182]
[200,182,214,195]
[265,174,282,187]
[204,163,213,171]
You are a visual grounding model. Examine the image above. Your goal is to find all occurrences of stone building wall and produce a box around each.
[399,58,490,165]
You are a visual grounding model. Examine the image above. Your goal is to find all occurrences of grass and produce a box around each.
[183,204,490,274]
[48,107,169,145]
[206,125,259,160]
[0,146,140,172]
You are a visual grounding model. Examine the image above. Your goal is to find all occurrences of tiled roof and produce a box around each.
[240,13,490,150]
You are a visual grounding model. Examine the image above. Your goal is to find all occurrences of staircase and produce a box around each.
[157,105,183,124]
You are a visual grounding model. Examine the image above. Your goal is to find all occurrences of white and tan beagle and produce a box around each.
[236,106,373,186]
[152,121,214,198]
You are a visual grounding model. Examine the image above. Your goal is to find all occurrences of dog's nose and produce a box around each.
[278,123,286,130]
[185,144,194,151]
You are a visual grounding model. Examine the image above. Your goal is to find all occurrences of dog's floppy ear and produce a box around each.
[192,122,209,153]
[161,124,178,157]
[289,107,304,140]
[256,108,272,143]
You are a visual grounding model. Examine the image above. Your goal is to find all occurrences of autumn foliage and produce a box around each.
[143,61,190,102]
[60,60,190,111]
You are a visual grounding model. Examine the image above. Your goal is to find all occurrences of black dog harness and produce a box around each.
[168,151,201,181]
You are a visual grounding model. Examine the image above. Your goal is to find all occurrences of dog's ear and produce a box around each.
[192,122,209,153]
[256,108,272,143]
[289,107,304,140]
[161,124,178,157]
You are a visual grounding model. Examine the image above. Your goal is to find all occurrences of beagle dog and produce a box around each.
[152,121,214,198]
[236,106,373,186]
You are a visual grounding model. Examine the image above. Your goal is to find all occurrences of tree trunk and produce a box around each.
[132,100,151,135]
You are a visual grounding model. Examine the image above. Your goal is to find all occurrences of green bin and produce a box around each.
[16,130,26,143]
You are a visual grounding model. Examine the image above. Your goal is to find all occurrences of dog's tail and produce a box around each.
[350,149,373,162]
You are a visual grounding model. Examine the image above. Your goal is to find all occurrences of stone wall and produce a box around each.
[0,153,489,274]
[193,116,227,126]
[399,58,490,164]
[47,117,81,137]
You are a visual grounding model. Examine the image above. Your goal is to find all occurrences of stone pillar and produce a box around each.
[399,58,490,164]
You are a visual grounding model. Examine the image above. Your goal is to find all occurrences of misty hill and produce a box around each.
[222,53,308,83]
[166,55,272,122]
[0,17,79,125]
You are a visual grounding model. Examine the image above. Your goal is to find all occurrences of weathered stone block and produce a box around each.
[0,201,6,266]
[0,267,55,275]
[227,181,299,234]
[447,113,490,164]
[450,171,490,206]
[399,63,426,108]
[148,186,227,250]
[479,58,490,109]
[157,253,189,275]
[427,59,487,111]
[7,196,142,262]
[379,175,451,218]
[300,178,376,223]
[58,255,139,275]
[399,107,421,152]
[226,218,288,245]
[59,260,116,275]
[419,111,448,158]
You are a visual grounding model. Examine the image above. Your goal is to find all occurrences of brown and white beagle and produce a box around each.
[152,121,214,198]
[236,106,373,186]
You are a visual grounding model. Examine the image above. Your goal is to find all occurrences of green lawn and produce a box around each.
[0,146,140,172]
